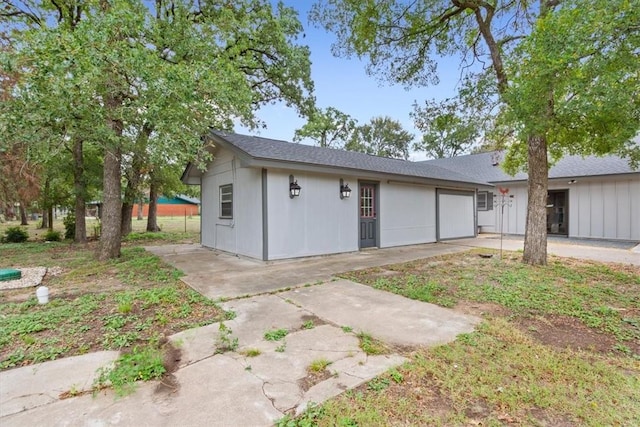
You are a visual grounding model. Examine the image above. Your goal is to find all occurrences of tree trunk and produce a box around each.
[73,138,87,243]
[137,196,144,220]
[146,179,160,232]
[121,202,133,236]
[40,210,48,229]
[19,204,28,225]
[522,134,548,265]
[98,145,123,260]
[47,205,54,231]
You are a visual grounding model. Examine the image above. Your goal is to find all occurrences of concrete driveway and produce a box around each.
[145,242,470,300]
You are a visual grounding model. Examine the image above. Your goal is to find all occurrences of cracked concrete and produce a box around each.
[2,243,485,427]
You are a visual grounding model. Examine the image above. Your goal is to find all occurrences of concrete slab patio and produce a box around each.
[1,279,479,427]
[145,242,470,300]
[3,237,635,427]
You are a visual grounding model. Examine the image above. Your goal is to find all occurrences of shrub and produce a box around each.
[43,230,62,242]
[63,214,75,240]
[1,226,29,243]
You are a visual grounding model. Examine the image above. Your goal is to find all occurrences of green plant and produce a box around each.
[95,345,165,396]
[276,402,325,427]
[63,214,75,239]
[341,326,353,333]
[302,320,315,329]
[367,377,390,391]
[357,332,388,355]
[264,328,288,341]
[241,348,261,357]
[43,230,62,242]
[1,226,28,243]
[308,358,332,373]
[275,341,287,353]
[215,322,238,354]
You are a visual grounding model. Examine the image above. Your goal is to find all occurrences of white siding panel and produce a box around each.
[235,167,263,259]
[379,183,436,247]
[630,179,640,240]
[438,192,475,239]
[615,181,631,239]
[576,184,591,237]
[590,182,604,238]
[602,182,617,239]
[267,170,358,260]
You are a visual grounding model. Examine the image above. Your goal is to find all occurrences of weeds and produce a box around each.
[264,328,288,341]
[357,332,388,355]
[215,323,239,354]
[308,358,331,373]
[95,345,166,396]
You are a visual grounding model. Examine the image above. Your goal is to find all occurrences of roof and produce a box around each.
[421,151,639,183]
[158,195,200,205]
[208,131,489,186]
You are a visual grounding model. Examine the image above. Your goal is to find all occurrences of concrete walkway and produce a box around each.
[2,237,636,427]
[145,242,471,300]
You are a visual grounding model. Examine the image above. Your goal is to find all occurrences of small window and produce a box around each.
[219,184,233,218]
[477,191,493,211]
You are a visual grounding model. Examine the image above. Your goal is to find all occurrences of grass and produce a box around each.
[0,216,201,244]
[95,345,166,397]
[288,250,640,426]
[308,358,332,373]
[0,240,227,370]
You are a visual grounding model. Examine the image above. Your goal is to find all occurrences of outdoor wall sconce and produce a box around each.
[340,179,352,199]
[289,175,301,198]
[568,179,577,185]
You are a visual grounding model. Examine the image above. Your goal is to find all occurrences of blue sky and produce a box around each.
[242,1,463,161]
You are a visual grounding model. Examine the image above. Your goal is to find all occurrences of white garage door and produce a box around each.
[437,190,475,240]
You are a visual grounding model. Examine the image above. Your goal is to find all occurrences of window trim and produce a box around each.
[219,184,233,219]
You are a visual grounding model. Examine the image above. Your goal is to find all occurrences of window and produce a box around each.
[477,191,493,211]
[219,184,233,218]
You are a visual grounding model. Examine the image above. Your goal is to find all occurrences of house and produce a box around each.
[423,152,640,241]
[181,131,489,260]
[133,195,200,217]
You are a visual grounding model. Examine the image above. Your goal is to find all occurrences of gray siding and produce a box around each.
[379,182,436,247]
[483,175,640,240]
[266,170,358,260]
[569,176,640,240]
[200,148,262,258]
[437,191,476,239]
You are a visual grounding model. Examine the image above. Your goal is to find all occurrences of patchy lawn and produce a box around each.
[0,239,228,370]
[282,249,640,427]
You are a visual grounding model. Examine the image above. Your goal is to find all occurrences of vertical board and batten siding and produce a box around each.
[437,190,476,239]
[200,148,262,258]
[569,176,640,240]
[379,182,437,247]
[266,170,358,260]
[484,175,640,240]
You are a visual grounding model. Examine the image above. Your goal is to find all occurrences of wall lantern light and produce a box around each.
[289,175,301,198]
[568,179,577,185]
[340,179,352,199]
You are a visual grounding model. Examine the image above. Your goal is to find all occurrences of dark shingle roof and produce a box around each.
[211,131,489,186]
[421,151,638,183]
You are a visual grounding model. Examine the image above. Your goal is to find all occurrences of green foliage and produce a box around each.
[308,358,332,373]
[43,230,62,242]
[95,346,166,396]
[264,328,289,341]
[411,97,481,159]
[345,116,413,159]
[302,320,315,329]
[276,403,326,427]
[1,226,29,243]
[357,332,388,355]
[502,0,640,173]
[63,214,75,240]
[2,0,315,260]
[215,322,239,354]
[294,107,357,148]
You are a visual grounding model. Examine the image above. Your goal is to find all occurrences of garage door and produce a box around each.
[437,190,476,240]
